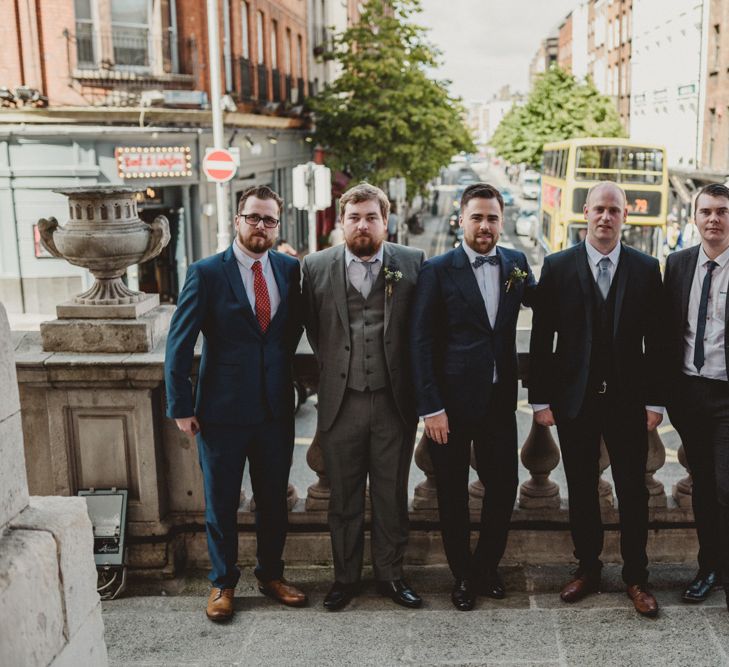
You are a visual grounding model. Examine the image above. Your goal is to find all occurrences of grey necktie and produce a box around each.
[359,259,377,299]
[597,257,611,300]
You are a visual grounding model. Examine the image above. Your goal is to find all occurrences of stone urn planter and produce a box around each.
[37,186,174,353]
[38,186,170,316]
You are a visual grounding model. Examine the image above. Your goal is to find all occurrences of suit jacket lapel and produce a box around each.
[222,245,260,331]
[329,245,350,334]
[494,247,509,331]
[681,246,700,326]
[448,245,491,330]
[575,243,594,327]
[384,243,394,334]
[268,250,288,326]
[612,244,630,339]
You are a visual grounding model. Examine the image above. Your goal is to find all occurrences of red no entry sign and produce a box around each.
[203,148,238,183]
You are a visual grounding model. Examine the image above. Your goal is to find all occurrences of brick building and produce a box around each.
[558,12,573,73]
[0,0,316,314]
[702,0,729,174]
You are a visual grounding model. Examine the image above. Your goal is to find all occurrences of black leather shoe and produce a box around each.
[376,579,423,609]
[682,571,718,603]
[479,570,506,599]
[323,581,357,611]
[451,579,475,611]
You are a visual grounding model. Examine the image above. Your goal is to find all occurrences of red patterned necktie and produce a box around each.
[252,260,271,333]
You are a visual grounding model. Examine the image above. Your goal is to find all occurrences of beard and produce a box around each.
[239,229,274,254]
[347,232,383,258]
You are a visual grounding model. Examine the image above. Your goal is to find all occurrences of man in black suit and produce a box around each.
[529,181,664,617]
[665,183,729,609]
[411,183,535,610]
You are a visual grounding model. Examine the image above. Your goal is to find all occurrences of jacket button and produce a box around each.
[345,346,350,351]
[340,372,346,378]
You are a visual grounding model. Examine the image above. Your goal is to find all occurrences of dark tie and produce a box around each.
[694,260,719,373]
[252,260,271,333]
[473,255,499,268]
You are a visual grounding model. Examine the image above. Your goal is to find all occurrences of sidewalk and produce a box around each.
[103,563,729,666]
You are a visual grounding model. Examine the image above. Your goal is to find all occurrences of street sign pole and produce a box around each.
[306,165,318,255]
[293,162,331,255]
[207,0,231,251]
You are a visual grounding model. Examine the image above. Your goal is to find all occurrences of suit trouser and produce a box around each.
[669,374,729,586]
[319,388,416,583]
[197,418,294,588]
[556,393,649,585]
[428,383,519,581]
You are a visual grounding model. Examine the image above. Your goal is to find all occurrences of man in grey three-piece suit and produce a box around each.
[302,182,425,611]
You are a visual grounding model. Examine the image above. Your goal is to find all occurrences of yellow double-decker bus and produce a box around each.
[538,138,668,258]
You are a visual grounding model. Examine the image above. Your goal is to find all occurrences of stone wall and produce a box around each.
[0,302,108,667]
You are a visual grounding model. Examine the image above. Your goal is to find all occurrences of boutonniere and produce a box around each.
[383,266,403,298]
[505,266,528,293]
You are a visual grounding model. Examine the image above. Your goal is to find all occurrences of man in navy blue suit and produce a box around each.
[165,185,306,622]
[410,183,535,610]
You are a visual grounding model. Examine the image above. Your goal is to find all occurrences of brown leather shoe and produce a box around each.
[627,584,658,617]
[206,587,234,622]
[560,573,600,603]
[258,578,308,607]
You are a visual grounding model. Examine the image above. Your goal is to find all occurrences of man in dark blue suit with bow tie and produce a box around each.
[410,183,535,610]
[165,185,306,621]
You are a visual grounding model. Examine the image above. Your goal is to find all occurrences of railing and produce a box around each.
[238,57,254,100]
[297,78,305,104]
[257,64,269,101]
[68,26,174,72]
[285,75,292,103]
[272,68,282,103]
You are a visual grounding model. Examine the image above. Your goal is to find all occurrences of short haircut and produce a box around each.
[237,185,283,215]
[585,181,626,207]
[460,183,504,213]
[696,182,729,204]
[339,182,389,220]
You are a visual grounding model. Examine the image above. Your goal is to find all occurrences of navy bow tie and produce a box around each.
[473,255,499,268]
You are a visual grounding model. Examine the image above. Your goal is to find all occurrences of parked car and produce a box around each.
[515,208,538,238]
[452,227,464,248]
[447,212,459,235]
[501,189,515,207]
[520,170,541,200]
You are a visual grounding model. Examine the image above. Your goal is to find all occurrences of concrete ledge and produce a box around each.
[0,412,29,528]
[0,529,65,666]
[10,496,101,638]
[51,604,108,667]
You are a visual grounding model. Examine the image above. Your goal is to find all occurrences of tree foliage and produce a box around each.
[308,0,474,195]
[490,67,626,168]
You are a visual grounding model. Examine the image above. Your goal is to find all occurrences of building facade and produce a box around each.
[701,0,729,174]
[1,0,314,314]
[630,0,705,168]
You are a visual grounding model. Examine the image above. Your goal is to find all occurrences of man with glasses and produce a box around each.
[165,185,306,621]
[302,182,425,610]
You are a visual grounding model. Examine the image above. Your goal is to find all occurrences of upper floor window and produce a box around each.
[285,28,292,74]
[241,1,250,60]
[74,0,96,67]
[271,20,278,69]
[257,11,265,63]
[111,0,152,69]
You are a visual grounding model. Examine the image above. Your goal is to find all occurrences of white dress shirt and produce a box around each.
[345,243,384,293]
[682,244,729,381]
[532,240,663,414]
[232,239,281,318]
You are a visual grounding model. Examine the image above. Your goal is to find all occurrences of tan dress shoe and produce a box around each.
[560,573,600,603]
[206,587,234,621]
[258,578,308,607]
[626,584,658,617]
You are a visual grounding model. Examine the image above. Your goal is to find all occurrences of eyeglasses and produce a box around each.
[239,213,280,228]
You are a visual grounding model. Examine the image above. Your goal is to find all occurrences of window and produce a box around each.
[285,28,292,74]
[74,0,96,67]
[297,34,303,78]
[271,20,278,68]
[321,0,327,43]
[111,0,151,69]
[714,24,721,69]
[257,11,265,63]
[241,1,250,60]
[709,109,717,165]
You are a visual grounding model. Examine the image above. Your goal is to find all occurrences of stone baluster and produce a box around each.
[672,443,693,509]
[305,429,331,511]
[412,434,439,510]
[249,484,298,512]
[468,443,484,511]
[598,438,615,507]
[646,429,667,507]
[519,417,561,509]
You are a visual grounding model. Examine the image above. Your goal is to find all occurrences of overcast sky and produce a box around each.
[418,0,578,103]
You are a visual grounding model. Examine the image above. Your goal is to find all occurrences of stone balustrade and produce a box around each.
[11,328,699,578]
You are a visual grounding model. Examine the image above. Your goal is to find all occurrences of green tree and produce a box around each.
[490,67,626,168]
[308,0,474,195]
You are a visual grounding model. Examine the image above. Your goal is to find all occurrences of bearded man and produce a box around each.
[302,182,425,610]
[165,185,306,622]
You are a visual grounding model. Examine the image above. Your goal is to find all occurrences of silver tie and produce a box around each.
[360,260,375,299]
[597,257,611,300]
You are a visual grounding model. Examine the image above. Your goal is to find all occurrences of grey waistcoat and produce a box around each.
[346,270,388,392]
